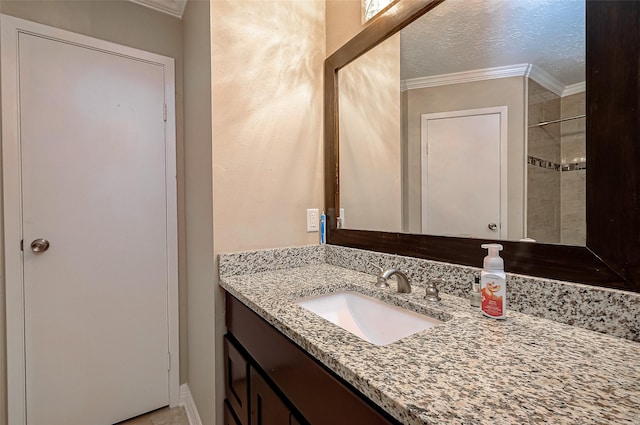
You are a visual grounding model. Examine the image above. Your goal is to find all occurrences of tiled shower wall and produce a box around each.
[527,80,586,245]
[560,92,586,245]
[527,80,561,243]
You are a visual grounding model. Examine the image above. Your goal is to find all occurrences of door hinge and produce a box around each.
[20,239,23,251]
[168,352,171,371]
[163,104,167,122]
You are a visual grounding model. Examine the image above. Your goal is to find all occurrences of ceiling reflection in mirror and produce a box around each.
[338,0,585,246]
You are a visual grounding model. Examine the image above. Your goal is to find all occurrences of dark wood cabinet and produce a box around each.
[224,400,242,425]
[224,335,250,425]
[250,367,300,425]
[224,334,304,425]
[224,293,400,425]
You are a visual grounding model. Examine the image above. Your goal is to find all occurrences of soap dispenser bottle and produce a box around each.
[480,243,506,319]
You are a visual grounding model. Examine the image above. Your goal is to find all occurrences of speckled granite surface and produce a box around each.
[218,245,639,341]
[325,245,640,342]
[219,245,324,277]
[219,263,640,425]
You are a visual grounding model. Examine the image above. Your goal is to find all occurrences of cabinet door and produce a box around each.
[224,400,242,425]
[250,367,294,425]
[224,336,249,425]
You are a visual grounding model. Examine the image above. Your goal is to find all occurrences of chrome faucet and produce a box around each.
[368,263,412,293]
[381,268,412,293]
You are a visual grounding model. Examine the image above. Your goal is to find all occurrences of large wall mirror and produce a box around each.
[325,0,640,292]
[339,0,585,244]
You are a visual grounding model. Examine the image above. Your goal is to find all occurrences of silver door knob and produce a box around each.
[488,223,498,231]
[31,238,50,253]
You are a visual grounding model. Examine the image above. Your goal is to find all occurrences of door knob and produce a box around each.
[31,238,50,253]
[488,223,498,231]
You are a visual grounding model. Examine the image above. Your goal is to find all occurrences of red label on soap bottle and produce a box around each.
[481,283,504,317]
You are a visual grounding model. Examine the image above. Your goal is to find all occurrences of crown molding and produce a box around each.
[563,81,586,96]
[526,64,565,96]
[402,63,585,98]
[402,63,530,91]
[129,0,187,18]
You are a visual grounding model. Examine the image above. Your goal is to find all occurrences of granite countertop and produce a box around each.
[219,264,640,425]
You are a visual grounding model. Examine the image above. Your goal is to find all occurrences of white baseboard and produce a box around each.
[179,384,203,425]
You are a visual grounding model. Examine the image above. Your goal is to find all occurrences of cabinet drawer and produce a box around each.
[224,335,249,425]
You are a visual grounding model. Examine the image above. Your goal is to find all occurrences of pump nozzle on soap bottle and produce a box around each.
[480,243,506,319]
[469,276,481,308]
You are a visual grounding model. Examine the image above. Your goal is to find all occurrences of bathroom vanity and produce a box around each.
[219,247,640,425]
[224,295,399,425]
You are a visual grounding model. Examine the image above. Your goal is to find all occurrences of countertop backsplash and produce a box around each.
[218,245,325,277]
[218,244,639,342]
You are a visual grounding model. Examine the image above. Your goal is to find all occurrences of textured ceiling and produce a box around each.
[400,0,585,85]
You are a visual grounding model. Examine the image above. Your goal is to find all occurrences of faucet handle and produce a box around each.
[368,262,384,274]
[424,279,442,303]
[368,263,389,288]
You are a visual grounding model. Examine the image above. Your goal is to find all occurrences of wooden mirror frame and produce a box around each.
[324,0,640,292]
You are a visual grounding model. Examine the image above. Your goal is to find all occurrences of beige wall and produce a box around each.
[326,0,363,56]
[210,0,325,423]
[401,88,409,231]
[0,2,186,424]
[211,0,325,253]
[182,1,214,424]
[405,77,527,239]
[339,33,401,232]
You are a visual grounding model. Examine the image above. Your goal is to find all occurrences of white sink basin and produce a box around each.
[296,291,442,346]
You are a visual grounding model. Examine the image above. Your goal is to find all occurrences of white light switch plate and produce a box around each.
[307,209,319,232]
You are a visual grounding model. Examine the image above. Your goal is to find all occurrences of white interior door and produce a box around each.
[421,107,507,238]
[2,16,178,425]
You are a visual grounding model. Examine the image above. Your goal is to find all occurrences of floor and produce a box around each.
[118,406,189,425]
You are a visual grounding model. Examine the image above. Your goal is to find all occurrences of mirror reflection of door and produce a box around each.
[421,107,507,238]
